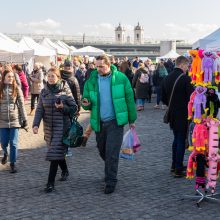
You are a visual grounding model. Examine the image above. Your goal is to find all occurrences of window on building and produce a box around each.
[118,34,120,40]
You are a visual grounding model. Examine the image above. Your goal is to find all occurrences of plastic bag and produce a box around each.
[120,129,134,160]
[132,128,141,153]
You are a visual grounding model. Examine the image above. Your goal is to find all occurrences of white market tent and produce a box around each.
[0,33,23,54]
[56,40,76,53]
[41,38,69,55]
[19,36,56,56]
[192,28,220,49]
[156,50,180,62]
[72,46,105,56]
[19,36,56,69]
[0,33,35,64]
[0,50,34,63]
[206,39,220,51]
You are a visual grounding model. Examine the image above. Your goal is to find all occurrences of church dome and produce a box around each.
[115,23,123,31]
[134,22,143,31]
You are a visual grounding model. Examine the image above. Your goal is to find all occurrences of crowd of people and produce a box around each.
[1,53,190,194]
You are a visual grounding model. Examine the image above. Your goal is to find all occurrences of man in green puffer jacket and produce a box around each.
[82,55,137,194]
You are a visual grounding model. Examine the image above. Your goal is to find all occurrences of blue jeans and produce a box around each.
[1,128,19,163]
[155,86,161,105]
[172,131,186,170]
[136,98,145,107]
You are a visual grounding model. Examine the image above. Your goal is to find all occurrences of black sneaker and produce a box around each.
[59,170,69,181]
[1,153,8,165]
[171,165,187,173]
[170,165,175,173]
[10,163,17,173]
[174,168,186,178]
[44,183,55,193]
[104,184,116,194]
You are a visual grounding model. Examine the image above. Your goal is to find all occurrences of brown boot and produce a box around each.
[29,109,35,116]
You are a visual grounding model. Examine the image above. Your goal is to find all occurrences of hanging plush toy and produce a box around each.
[188,91,196,120]
[193,86,207,123]
[187,123,208,178]
[201,51,215,86]
[189,50,203,84]
[206,87,220,118]
[212,52,220,84]
[193,154,208,190]
[187,121,196,151]
[206,119,220,194]
[192,123,208,152]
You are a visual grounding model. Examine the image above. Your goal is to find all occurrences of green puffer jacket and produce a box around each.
[82,65,137,132]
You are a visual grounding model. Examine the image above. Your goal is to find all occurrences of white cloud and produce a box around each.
[16,18,62,35]
[84,23,114,30]
[162,23,218,42]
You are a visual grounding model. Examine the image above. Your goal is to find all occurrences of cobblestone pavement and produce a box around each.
[1,100,220,220]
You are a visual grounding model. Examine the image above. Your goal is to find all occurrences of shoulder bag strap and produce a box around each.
[167,73,184,112]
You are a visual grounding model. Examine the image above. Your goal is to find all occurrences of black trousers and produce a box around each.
[95,119,124,186]
[48,160,68,184]
[31,94,39,110]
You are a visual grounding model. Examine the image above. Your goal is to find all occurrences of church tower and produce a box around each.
[115,23,125,44]
[134,22,144,44]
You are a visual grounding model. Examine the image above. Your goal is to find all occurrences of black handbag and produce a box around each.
[163,73,184,124]
[62,117,84,148]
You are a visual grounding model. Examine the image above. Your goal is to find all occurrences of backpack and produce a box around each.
[139,72,149,83]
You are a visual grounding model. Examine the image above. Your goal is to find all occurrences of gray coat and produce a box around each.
[33,80,77,161]
[30,69,44,94]
[0,85,27,128]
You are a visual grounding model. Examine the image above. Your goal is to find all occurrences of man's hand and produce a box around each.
[82,98,91,106]
[33,126,39,134]
[129,123,135,129]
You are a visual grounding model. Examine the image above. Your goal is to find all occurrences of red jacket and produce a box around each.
[18,71,29,100]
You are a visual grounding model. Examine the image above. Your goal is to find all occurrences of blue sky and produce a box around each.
[1,0,220,42]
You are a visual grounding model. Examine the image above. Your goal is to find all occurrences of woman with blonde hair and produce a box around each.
[0,70,28,173]
[33,67,77,193]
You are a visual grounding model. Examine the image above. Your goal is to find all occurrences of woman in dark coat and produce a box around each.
[153,60,168,109]
[132,63,150,111]
[33,67,77,193]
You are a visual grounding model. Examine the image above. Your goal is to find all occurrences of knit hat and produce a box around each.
[64,60,73,67]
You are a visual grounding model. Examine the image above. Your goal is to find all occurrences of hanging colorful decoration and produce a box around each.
[186,49,220,206]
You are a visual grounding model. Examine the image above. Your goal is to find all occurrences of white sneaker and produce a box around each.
[161,105,166,110]
[66,148,73,157]
[154,104,160,109]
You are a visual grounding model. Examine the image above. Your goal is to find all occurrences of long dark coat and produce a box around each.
[132,68,150,99]
[161,68,194,133]
[33,80,77,161]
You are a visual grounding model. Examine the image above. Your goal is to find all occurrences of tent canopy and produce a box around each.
[156,50,180,62]
[19,37,56,56]
[0,33,23,54]
[206,39,220,51]
[192,28,220,49]
[72,46,105,56]
[56,40,76,52]
[41,38,69,55]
